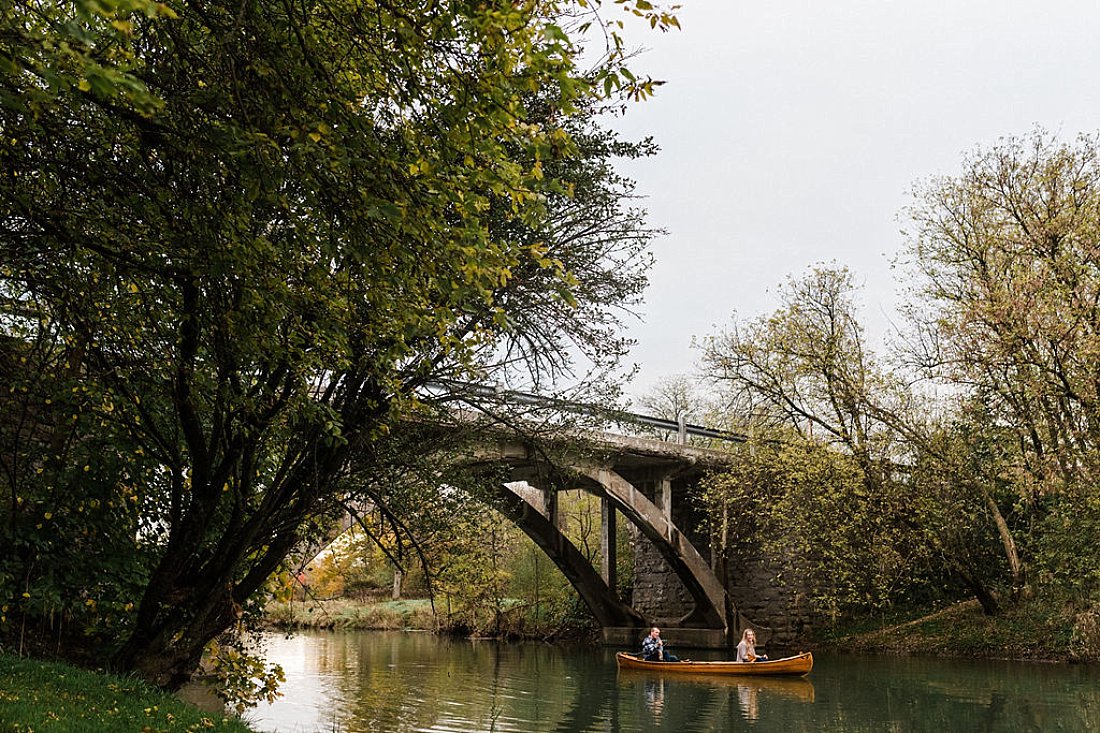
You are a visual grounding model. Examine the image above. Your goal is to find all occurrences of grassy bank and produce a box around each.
[264,596,598,642]
[0,654,257,733]
[821,596,1100,663]
[265,598,438,631]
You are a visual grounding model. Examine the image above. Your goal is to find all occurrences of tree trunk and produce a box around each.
[977,483,1026,595]
[111,502,311,688]
[112,588,238,689]
[948,556,1000,616]
[392,569,403,600]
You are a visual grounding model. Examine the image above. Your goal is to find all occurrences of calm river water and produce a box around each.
[245,630,1099,732]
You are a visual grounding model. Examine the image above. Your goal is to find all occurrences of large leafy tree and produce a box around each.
[905,130,1100,487]
[700,267,1019,615]
[0,0,672,686]
[698,269,935,614]
[904,129,1100,602]
[699,436,929,616]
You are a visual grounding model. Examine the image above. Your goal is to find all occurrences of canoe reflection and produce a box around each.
[616,669,815,726]
[617,668,816,703]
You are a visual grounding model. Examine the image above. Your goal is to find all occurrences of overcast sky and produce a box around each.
[609,0,1100,402]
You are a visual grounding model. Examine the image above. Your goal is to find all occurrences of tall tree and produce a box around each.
[0,0,674,686]
[701,266,1017,614]
[904,129,1100,601]
[701,267,896,466]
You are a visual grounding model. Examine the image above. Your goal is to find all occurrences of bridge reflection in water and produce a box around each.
[245,631,1100,733]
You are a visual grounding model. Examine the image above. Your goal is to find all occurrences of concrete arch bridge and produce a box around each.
[472,425,756,650]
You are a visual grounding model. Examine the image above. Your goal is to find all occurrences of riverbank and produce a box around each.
[5,598,1094,731]
[0,654,258,733]
[822,596,1100,664]
[264,597,600,642]
[265,597,437,631]
[267,595,1100,664]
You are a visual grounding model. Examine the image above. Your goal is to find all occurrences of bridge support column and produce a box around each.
[657,476,672,519]
[544,486,561,530]
[601,497,617,588]
[491,481,645,629]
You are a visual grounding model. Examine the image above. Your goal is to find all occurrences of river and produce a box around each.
[244,630,1099,732]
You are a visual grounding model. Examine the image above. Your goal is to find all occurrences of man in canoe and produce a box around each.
[641,627,680,662]
[736,628,768,663]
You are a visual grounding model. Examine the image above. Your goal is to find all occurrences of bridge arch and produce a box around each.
[479,432,737,644]
[490,480,646,628]
[575,466,726,628]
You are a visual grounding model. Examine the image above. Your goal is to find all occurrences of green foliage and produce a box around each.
[697,130,1100,630]
[1069,603,1100,662]
[436,519,514,636]
[0,0,671,686]
[431,489,614,638]
[904,128,1100,601]
[907,132,1100,490]
[265,597,437,631]
[701,438,941,617]
[203,639,284,715]
[435,523,600,639]
[1032,492,1100,600]
[300,472,612,639]
[0,336,155,659]
[1,0,173,118]
[701,266,894,448]
[700,264,1029,617]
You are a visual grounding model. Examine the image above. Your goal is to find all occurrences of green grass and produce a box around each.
[264,597,596,641]
[0,654,258,733]
[265,597,437,630]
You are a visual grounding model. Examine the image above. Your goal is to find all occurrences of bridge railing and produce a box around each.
[423,381,747,446]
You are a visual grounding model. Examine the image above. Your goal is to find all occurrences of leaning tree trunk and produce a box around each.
[111,439,354,688]
[112,517,305,688]
[976,482,1026,596]
[947,555,1000,616]
[114,587,241,689]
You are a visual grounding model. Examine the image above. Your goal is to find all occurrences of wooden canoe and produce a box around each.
[617,668,816,701]
[615,651,813,676]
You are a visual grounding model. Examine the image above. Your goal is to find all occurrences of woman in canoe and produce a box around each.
[736,628,768,663]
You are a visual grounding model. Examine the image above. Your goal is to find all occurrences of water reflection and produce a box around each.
[643,677,665,722]
[737,684,757,721]
[246,631,1100,733]
[616,668,816,725]
[614,668,818,730]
